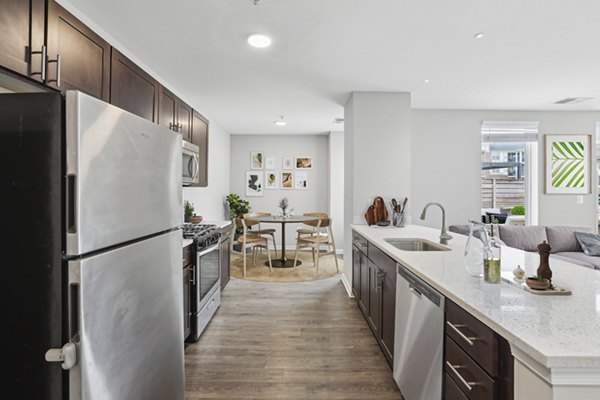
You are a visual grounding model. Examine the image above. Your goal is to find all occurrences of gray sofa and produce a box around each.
[449,224,600,270]
[497,225,600,270]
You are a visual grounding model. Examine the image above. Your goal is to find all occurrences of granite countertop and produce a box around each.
[352,224,600,370]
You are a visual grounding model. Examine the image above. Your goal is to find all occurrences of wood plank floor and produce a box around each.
[184,276,403,400]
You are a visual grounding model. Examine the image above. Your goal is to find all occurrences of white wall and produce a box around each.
[344,92,412,287]
[412,110,600,231]
[329,131,345,253]
[183,121,231,221]
[229,134,330,249]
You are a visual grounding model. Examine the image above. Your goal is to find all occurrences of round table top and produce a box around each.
[255,215,318,223]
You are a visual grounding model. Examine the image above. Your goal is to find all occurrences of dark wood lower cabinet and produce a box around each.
[352,233,396,368]
[444,299,514,400]
[220,233,231,291]
[183,264,192,340]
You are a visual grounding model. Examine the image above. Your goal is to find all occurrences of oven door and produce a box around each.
[196,243,220,310]
[182,141,199,186]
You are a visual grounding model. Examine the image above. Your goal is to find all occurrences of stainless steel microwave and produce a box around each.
[182,140,200,186]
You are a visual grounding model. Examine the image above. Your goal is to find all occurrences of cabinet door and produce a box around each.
[379,274,396,365]
[367,261,381,336]
[220,237,231,291]
[358,252,369,315]
[352,246,361,298]
[46,0,110,101]
[183,265,191,340]
[110,48,159,122]
[0,0,45,82]
[178,101,192,142]
[191,110,209,187]
[158,86,177,131]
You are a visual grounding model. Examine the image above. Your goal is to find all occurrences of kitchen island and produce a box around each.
[352,224,600,400]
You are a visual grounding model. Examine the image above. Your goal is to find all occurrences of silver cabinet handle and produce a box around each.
[30,45,47,81]
[446,321,478,346]
[47,53,61,87]
[445,361,477,392]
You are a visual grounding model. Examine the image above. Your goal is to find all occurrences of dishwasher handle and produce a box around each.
[397,263,443,307]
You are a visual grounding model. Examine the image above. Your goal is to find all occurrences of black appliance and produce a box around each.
[181,223,221,341]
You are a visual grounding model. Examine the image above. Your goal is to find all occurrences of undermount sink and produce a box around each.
[384,238,451,252]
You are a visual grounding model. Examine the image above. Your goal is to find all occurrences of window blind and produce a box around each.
[481,121,539,142]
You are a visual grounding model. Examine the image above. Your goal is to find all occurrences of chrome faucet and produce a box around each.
[420,202,453,245]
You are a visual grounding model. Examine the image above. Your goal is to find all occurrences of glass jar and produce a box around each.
[483,244,501,284]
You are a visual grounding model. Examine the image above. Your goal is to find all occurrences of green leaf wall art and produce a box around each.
[545,134,591,194]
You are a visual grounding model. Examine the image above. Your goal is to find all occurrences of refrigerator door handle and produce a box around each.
[45,342,77,370]
[66,174,77,233]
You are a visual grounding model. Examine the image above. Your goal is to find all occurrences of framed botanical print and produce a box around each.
[545,134,591,194]
[250,152,263,169]
[281,172,293,189]
[246,171,263,196]
[295,156,313,169]
[265,171,278,189]
[282,156,294,170]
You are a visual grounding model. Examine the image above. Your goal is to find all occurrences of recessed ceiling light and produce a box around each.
[248,34,272,48]
[474,32,484,39]
[274,116,287,126]
[423,79,430,84]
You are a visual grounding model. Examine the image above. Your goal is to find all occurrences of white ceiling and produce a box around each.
[61,0,600,134]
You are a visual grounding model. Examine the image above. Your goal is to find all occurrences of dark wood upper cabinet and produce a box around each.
[110,48,159,122]
[158,85,192,139]
[158,86,177,130]
[191,110,209,187]
[46,0,110,101]
[178,101,192,142]
[0,0,45,83]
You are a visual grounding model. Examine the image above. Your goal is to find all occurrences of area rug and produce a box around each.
[230,251,343,282]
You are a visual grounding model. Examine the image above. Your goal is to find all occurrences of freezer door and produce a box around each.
[68,230,184,400]
[65,91,182,256]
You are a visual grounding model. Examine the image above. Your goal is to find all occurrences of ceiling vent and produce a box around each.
[554,97,593,104]
[332,117,344,124]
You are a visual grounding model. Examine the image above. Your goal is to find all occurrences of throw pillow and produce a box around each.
[574,232,600,256]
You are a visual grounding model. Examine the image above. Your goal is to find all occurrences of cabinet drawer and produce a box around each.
[445,372,469,400]
[446,300,498,377]
[367,242,396,279]
[352,231,368,254]
[445,336,497,400]
[183,244,193,267]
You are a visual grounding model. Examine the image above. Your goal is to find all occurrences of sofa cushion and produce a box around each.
[498,225,547,252]
[574,232,600,256]
[546,226,595,253]
[552,252,599,270]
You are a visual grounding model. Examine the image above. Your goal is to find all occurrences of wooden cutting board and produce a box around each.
[373,197,388,222]
[365,205,376,226]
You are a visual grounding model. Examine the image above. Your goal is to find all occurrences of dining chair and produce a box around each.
[292,216,339,275]
[231,217,273,277]
[243,212,278,258]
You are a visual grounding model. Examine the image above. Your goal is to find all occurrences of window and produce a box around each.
[481,121,539,226]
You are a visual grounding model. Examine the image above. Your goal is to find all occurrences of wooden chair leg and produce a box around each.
[293,241,301,268]
[266,244,273,272]
[243,247,247,278]
[315,247,320,275]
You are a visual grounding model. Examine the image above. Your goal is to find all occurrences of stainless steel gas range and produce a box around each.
[182,223,221,342]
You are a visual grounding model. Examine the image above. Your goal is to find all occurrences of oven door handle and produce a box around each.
[196,243,219,257]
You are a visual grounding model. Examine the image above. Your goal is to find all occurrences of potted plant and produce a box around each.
[510,205,525,216]
[184,200,194,222]
[225,193,251,234]
[525,275,550,290]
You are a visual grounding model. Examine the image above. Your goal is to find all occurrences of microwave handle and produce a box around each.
[192,153,200,182]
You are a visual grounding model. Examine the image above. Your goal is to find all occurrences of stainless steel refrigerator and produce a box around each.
[1,91,185,399]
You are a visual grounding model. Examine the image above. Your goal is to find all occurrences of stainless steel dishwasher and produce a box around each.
[393,263,445,400]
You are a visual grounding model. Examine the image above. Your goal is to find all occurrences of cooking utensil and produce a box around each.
[392,198,398,212]
[400,197,408,213]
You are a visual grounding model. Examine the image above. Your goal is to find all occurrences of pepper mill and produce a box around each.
[537,240,552,283]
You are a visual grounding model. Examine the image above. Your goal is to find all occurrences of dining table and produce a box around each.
[255,214,318,268]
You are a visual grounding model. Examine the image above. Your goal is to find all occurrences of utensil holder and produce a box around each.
[393,211,406,228]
